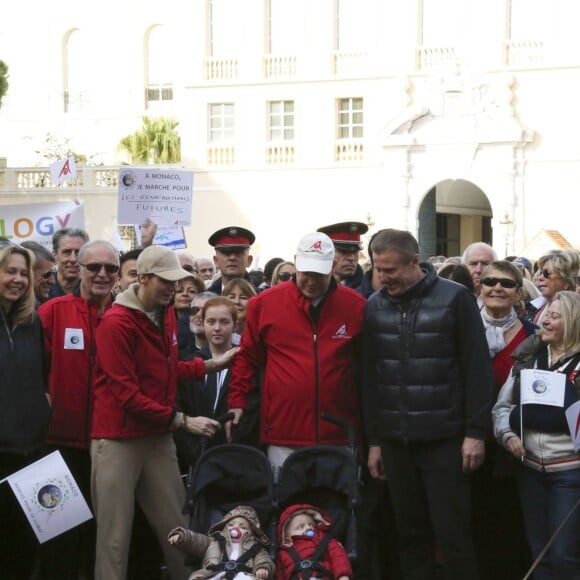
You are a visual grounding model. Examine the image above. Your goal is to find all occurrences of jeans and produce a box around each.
[517,466,580,580]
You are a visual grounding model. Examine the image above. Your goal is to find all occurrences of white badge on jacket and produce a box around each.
[64,328,85,350]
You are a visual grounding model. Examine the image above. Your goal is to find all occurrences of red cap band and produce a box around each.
[215,235,250,246]
[328,232,361,242]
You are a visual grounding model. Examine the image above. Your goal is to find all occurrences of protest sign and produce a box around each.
[49,157,77,185]
[117,168,193,226]
[520,369,566,407]
[135,224,186,249]
[0,451,93,543]
[0,201,85,248]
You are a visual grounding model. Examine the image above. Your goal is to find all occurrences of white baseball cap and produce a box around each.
[295,232,335,275]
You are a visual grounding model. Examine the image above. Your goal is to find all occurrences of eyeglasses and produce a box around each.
[540,269,557,279]
[278,272,293,282]
[80,263,120,274]
[481,277,519,289]
[190,306,202,316]
[39,269,55,279]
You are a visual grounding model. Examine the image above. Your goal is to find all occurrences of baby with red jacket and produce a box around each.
[276,504,351,580]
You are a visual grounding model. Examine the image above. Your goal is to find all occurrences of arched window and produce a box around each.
[64,29,95,113]
[145,25,174,108]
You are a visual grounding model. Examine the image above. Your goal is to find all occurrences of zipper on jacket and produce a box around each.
[313,331,320,443]
[85,302,96,447]
[399,307,409,440]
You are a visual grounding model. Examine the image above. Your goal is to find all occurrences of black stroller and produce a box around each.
[185,442,276,540]
[184,413,360,576]
[274,413,360,561]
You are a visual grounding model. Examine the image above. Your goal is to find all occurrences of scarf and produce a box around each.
[481,308,518,358]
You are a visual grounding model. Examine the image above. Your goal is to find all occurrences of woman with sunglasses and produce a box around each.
[493,291,580,579]
[0,244,52,578]
[472,260,537,580]
[532,249,580,326]
[271,261,297,286]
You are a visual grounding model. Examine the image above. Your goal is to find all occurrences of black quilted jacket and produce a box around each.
[362,262,493,443]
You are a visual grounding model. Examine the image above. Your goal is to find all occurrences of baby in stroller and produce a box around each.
[168,505,275,579]
[277,504,351,580]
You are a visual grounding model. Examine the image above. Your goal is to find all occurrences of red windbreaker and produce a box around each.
[39,293,112,449]
[228,280,365,446]
[91,286,205,439]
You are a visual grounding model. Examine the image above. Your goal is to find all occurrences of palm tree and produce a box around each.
[118,116,181,164]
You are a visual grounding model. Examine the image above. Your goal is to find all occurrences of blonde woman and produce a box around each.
[532,249,580,325]
[493,291,580,579]
[0,244,51,578]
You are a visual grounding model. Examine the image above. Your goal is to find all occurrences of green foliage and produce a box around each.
[35,133,89,164]
[117,116,181,165]
[0,60,9,107]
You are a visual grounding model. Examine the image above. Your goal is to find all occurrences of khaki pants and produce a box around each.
[91,435,188,580]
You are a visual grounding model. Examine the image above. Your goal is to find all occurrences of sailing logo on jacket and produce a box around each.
[332,324,351,339]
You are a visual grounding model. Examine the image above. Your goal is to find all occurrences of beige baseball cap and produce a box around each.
[136,245,192,281]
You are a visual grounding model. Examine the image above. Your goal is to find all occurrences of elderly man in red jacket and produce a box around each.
[38,239,119,579]
[227,232,365,470]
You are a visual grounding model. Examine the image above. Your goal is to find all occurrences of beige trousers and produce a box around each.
[91,434,188,580]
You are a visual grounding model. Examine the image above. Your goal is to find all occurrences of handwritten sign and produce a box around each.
[117,168,193,226]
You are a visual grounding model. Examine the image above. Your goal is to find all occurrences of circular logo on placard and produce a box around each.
[121,170,136,189]
[37,484,63,509]
[33,479,70,513]
[532,379,547,394]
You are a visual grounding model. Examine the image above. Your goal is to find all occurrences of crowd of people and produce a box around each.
[0,220,579,580]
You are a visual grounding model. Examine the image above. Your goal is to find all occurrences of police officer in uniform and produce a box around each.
[317,222,368,289]
[206,226,257,294]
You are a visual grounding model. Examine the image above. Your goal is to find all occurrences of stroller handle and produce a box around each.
[320,412,356,448]
[216,411,235,425]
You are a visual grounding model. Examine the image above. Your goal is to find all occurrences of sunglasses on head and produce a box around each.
[481,277,519,289]
[80,263,120,274]
[278,272,293,281]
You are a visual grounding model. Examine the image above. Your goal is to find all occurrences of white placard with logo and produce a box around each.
[520,369,566,407]
[49,157,77,185]
[117,168,193,226]
[0,451,93,543]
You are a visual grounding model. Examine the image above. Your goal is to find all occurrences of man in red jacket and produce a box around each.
[90,245,238,580]
[38,239,119,579]
[227,232,365,470]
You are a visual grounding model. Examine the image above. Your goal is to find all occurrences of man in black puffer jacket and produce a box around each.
[362,229,493,580]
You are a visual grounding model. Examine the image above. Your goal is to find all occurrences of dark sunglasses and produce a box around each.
[39,269,55,279]
[481,277,519,289]
[182,265,198,274]
[540,269,556,279]
[80,263,120,274]
[190,306,202,316]
[278,272,293,281]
